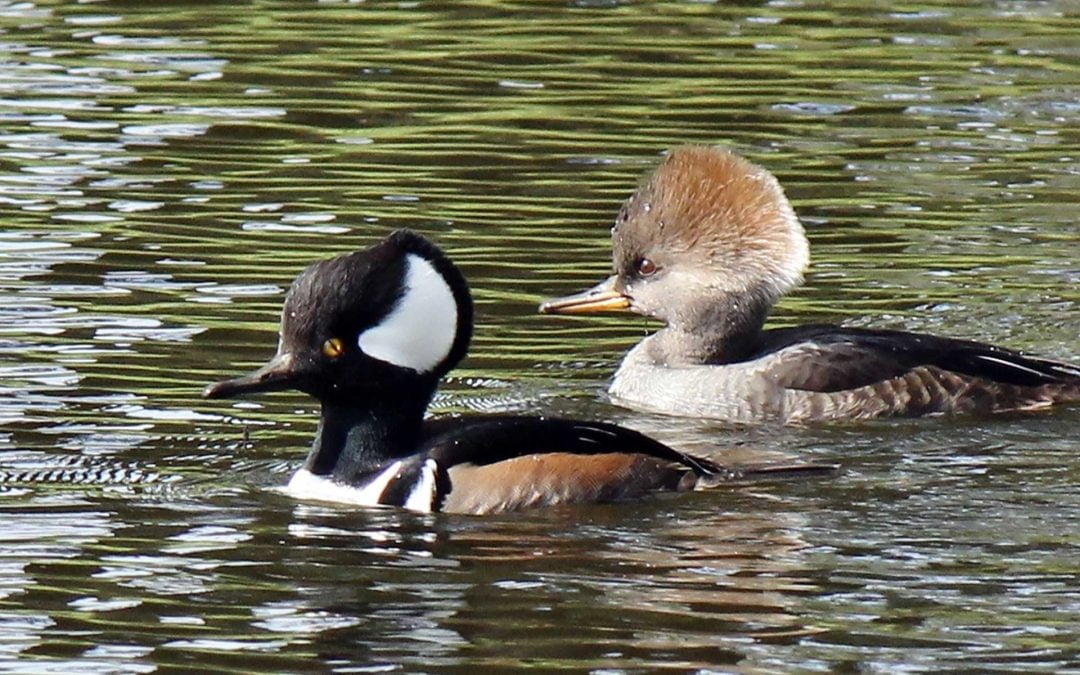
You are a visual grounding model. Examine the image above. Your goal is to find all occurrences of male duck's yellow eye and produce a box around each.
[322,337,344,359]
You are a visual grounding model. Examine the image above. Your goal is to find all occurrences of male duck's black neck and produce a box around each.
[302,381,435,483]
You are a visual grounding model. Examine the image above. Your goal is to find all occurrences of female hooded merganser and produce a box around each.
[204,230,829,514]
[540,146,1080,424]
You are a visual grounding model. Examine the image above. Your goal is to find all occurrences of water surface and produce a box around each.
[1,0,1078,671]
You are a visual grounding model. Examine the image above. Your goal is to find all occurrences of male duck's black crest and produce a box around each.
[204,229,473,401]
[282,228,473,379]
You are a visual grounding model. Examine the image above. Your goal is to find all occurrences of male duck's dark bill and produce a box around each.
[203,352,301,399]
[539,275,630,315]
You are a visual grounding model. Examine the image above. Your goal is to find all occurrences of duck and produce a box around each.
[539,145,1080,424]
[203,229,831,514]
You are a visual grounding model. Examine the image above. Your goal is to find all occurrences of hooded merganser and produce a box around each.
[540,146,1080,424]
[204,230,830,514]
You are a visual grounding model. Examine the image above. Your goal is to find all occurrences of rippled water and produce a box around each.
[2,0,1078,671]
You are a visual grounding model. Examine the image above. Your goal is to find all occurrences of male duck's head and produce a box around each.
[204,229,473,402]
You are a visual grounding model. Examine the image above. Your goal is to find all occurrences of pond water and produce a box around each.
[2,0,1078,671]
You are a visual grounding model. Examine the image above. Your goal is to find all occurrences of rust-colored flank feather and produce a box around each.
[440,453,687,515]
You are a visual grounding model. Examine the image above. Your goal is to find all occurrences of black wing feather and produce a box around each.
[418,415,724,475]
[754,325,1080,392]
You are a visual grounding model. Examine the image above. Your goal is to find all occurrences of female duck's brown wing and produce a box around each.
[755,325,1080,392]
[752,325,1080,418]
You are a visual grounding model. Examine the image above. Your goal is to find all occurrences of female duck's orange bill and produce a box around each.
[538,275,630,314]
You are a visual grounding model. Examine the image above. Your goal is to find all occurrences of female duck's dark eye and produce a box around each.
[637,258,657,277]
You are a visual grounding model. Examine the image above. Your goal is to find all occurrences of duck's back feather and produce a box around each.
[752,325,1080,392]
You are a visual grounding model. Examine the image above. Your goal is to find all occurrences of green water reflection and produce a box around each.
[0,0,1077,671]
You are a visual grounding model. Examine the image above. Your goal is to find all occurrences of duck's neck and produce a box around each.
[647,291,773,366]
[303,382,435,483]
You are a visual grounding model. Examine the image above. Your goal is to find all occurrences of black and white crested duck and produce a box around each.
[540,146,1080,424]
[204,230,829,514]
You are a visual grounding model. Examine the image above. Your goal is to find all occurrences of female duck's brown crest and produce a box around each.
[614,146,809,296]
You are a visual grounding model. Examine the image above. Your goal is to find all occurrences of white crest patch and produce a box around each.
[285,462,402,507]
[358,254,458,373]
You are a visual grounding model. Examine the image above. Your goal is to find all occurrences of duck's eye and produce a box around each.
[637,258,657,277]
[321,337,345,359]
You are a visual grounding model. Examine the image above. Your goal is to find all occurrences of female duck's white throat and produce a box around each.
[358,253,459,374]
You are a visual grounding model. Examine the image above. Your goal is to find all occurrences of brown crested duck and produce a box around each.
[541,146,1080,424]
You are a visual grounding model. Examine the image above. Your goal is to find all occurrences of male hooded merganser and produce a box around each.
[540,146,1080,424]
[204,230,830,514]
